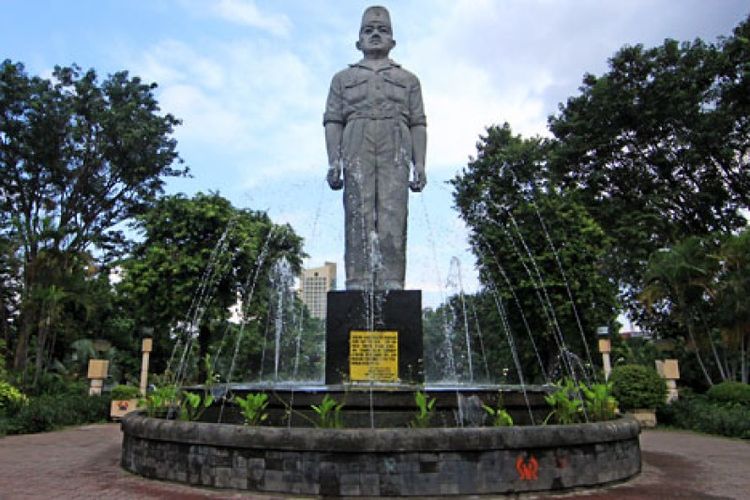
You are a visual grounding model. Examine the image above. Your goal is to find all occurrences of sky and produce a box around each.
[3,0,748,309]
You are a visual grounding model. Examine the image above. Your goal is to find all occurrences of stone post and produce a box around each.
[140,337,153,396]
[87,359,109,396]
[597,326,611,380]
[655,359,680,402]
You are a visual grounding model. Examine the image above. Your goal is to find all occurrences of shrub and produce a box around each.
[706,381,750,406]
[658,394,750,439]
[233,393,269,426]
[610,364,667,410]
[580,382,617,421]
[482,402,514,427]
[111,384,141,400]
[409,391,437,428]
[0,380,28,412]
[543,379,583,424]
[140,385,180,418]
[9,393,110,434]
[311,394,344,429]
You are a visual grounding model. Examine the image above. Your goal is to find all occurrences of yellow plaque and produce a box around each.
[662,359,680,380]
[598,339,611,354]
[142,338,153,353]
[349,331,398,382]
[87,359,109,379]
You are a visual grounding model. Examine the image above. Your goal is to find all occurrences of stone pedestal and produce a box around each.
[325,290,423,385]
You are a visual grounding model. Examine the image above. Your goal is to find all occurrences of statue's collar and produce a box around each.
[350,59,400,71]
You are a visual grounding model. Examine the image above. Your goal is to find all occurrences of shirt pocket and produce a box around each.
[343,78,369,104]
[383,76,407,104]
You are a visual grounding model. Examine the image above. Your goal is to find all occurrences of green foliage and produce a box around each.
[548,22,750,302]
[311,394,344,429]
[116,192,305,378]
[580,382,617,421]
[140,385,180,418]
[110,384,140,400]
[482,395,514,427]
[0,392,110,435]
[707,381,750,406]
[450,17,750,389]
[658,394,750,439]
[543,379,584,424]
[179,391,214,422]
[451,126,617,382]
[233,393,269,426]
[544,379,618,424]
[610,364,667,410]
[0,60,186,372]
[0,380,28,412]
[409,391,436,428]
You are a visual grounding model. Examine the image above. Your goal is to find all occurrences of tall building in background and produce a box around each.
[299,262,337,320]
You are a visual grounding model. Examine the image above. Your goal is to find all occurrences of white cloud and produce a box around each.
[211,0,291,37]
[131,36,328,185]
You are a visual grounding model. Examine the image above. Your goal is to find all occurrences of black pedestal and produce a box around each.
[325,290,423,385]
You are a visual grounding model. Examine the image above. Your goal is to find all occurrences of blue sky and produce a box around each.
[3,0,748,309]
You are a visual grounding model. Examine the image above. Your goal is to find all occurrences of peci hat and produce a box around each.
[360,6,391,31]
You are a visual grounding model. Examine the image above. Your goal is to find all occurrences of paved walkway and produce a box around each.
[0,424,748,499]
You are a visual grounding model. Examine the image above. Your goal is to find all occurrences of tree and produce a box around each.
[452,124,618,383]
[116,192,305,381]
[0,60,187,371]
[713,229,750,383]
[548,17,750,311]
[640,237,720,386]
[639,229,750,386]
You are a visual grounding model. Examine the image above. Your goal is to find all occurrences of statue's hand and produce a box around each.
[327,165,343,190]
[409,165,426,192]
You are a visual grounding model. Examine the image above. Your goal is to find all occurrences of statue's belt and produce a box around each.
[347,111,407,123]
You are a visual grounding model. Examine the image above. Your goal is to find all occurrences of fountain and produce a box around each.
[120,6,641,496]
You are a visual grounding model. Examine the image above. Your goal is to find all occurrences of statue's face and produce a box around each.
[358,20,395,56]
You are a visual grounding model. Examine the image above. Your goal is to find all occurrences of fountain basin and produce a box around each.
[192,383,552,427]
[121,412,641,496]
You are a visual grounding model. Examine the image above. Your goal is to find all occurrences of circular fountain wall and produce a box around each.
[120,386,641,496]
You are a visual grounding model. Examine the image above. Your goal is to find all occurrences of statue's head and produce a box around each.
[356,6,395,58]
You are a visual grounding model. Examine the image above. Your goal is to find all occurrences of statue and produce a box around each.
[324,5,427,291]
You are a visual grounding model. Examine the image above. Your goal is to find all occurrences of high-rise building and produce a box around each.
[299,262,337,320]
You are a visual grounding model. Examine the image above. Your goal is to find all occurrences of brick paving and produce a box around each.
[0,424,748,499]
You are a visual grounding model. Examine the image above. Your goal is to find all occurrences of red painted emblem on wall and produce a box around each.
[516,455,539,480]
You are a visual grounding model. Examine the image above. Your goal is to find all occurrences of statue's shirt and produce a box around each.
[324,59,426,129]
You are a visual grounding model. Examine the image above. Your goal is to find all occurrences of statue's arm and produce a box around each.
[410,125,426,192]
[324,74,344,190]
[325,123,344,190]
[409,75,427,192]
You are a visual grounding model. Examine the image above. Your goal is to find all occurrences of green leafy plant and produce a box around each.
[179,391,214,422]
[482,394,514,426]
[0,381,28,412]
[3,392,109,435]
[609,364,667,410]
[658,393,750,439]
[579,382,617,421]
[409,391,437,428]
[544,379,583,424]
[233,393,269,426]
[140,385,180,418]
[311,394,344,429]
[110,384,140,400]
[706,381,750,406]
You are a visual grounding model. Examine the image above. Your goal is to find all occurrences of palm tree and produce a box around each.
[640,237,718,386]
[714,230,750,383]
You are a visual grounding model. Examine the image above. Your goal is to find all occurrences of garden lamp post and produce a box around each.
[140,327,154,396]
[597,326,612,380]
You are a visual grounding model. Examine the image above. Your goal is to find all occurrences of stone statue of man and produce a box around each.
[324,5,427,291]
